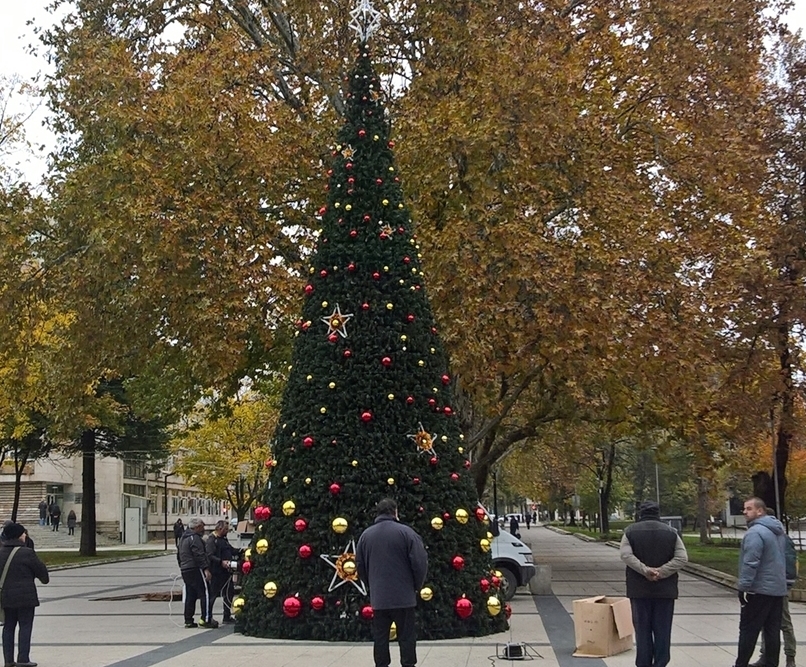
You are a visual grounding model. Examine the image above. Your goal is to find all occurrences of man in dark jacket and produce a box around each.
[0,523,49,667]
[734,497,788,667]
[356,498,428,667]
[37,500,47,527]
[48,503,61,532]
[620,501,688,667]
[178,517,215,629]
[205,520,238,624]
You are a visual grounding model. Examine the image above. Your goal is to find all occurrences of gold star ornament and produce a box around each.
[408,422,437,456]
[320,539,368,595]
[322,304,354,338]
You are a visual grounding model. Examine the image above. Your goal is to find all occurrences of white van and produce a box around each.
[483,507,535,600]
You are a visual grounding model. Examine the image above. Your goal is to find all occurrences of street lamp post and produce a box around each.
[163,471,176,551]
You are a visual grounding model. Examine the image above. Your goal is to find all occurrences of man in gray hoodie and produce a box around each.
[734,497,788,667]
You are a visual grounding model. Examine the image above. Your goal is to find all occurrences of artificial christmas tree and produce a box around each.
[238,1,509,641]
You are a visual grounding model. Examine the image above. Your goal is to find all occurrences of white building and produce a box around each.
[0,453,227,544]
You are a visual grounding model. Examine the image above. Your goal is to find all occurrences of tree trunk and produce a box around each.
[697,476,710,545]
[473,458,491,498]
[11,450,28,522]
[79,429,97,556]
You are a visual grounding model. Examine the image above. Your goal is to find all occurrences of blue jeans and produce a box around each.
[3,606,35,664]
[630,597,675,667]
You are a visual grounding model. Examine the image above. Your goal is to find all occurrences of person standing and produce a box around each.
[173,518,184,548]
[37,500,47,527]
[620,501,688,667]
[66,510,77,536]
[525,513,531,530]
[205,520,237,624]
[509,515,520,538]
[734,497,788,667]
[178,518,216,628]
[48,502,61,532]
[750,531,798,667]
[356,499,428,667]
[0,523,49,667]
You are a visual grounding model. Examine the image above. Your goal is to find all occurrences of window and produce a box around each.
[123,484,146,497]
[123,460,147,480]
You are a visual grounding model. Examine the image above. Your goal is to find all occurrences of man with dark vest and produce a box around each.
[620,501,688,667]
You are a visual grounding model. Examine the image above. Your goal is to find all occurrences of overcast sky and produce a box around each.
[3,2,806,183]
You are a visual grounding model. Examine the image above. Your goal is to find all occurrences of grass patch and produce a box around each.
[548,521,629,541]
[39,550,159,567]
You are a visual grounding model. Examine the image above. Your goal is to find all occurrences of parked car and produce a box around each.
[481,506,535,600]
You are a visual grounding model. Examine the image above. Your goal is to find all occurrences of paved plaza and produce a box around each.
[22,525,806,667]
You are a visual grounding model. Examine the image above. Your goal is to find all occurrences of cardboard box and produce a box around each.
[572,595,634,658]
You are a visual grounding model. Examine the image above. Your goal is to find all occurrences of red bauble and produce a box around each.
[283,596,302,618]
[444,406,453,416]
[455,597,473,619]
[475,507,486,521]
[311,596,325,611]
[363,214,371,223]
[299,545,313,559]
[431,326,438,334]
[358,128,366,138]
[397,226,405,234]
[372,272,381,280]
[241,561,252,574]
[441,374,451,385]
[361,605,374,620]
[361,411,373,422]
[329,482,341,495]
[264,458,273,468]
[348,262,356,272]
[345,162,353,170]
[505,603,513,620]
[403,256,411,264]
[406,396,414,405]
[294,519,308,532]
[406,314,415,322]
[491,575,501,587]
[303,436,314,448]
[379,231,389,240]
[319,269,328,278]
[464,459,472,469]
[376,178,383,185]
[429,456,438,466]
[328,333,338,343]
[450,473,460,481]
[388,140,396,148]
[343,349,352,358]
[480,578,490,593]
[350,230,358,238]
[381,356,392,367]
[348,177,355,184]
[428,398,436,407]
[362,302,370,311]
[318,206,327,216]
[327,169,333,176]
[452,556,465,571]
[443,512,451,521]
[304,284,314,294]
[412,477,420,485]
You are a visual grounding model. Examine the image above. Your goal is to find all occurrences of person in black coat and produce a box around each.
[48,503,61,532]
[0,523,49,667]
[509,515,520,538]
[205,520,238,624]
[356,498,428,667]
[1,522,34,550]
[173,519,184,548]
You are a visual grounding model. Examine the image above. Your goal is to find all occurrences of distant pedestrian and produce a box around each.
[749,523,798,667]
[620,500,688,667]
[356,498,428,667]
[67,510,77,536]
[0,523,49,667]
[49,503,61,532]
[509,515,520,538]
[734,497,788,667]
[37,500,47,527]
[178,518,215,628]
[532,511,537,525]
[173,518,184,548]
[525,513,531,530]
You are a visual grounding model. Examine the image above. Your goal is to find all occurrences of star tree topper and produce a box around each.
[320,540,368,595]
[322,304,354,338]
[349,0,382,42]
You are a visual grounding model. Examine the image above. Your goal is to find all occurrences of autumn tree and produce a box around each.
[171,391,278,521]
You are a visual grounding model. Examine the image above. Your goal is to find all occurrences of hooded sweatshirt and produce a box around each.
[738,514,787,596]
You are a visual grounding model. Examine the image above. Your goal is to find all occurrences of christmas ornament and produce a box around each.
[282,500,296,516]
[242,561,252,574]
[443,512,451,521]
[381,356,392,366]
[387,477,395,485]
[299,544,313,559]
[480,538,491,553]
[480,578,490,593]
[361,605,374,619]
[390,622,397,640]
[475,507,486,522]
[505,603,513,620]
[232,596,245,613]
[450,473,459,481]
[430,517,444,530]
[487,596,502,616]
[311,596,325,611]
[244,548,252,560]
[263,581,278,598]
[361,411,373,422]
[255,538,269,555]
[303,436,314,447]
[455,509,469,524]
[408,422,437,455]
[420,587,433,601]
[320,539,368,595]
[295,519,308,532]
[330,482,341,495]
[332,517,349,533]
[321,304,354,338]
[341,145,356,160]
[455,596,473,619]
[283,596,302,618]
[348,0,382,41]
[452,555,465,570]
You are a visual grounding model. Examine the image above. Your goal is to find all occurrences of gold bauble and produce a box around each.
[351,460,359,467]
[420,587,433,601]
[255,538,269,555]
[455,509,469,524]
[232,596,246,613]
[486,532,494,540]
[388,394,395,400]
[244,548,252,560]
[332,517,348,534]
[343,560,357,576]
[480,538,491,553]
[282,476,288,483]
[263,581,278,598]
[430,517,444,530]
[387,477,395,485]
[282,500,296,516]
[320,407,327,414]
[329,382,336,389]
[305,477,312,485]
[386,303,394,310]
[307,374,313,381]
[493,569,503,579]
[487,596,502,616]
[390,622,397,640]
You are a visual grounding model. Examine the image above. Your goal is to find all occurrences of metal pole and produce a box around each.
[598,478,604,533]
[655,460,661,509]
[164,474,169,550]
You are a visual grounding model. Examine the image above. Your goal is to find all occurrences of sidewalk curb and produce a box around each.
[49,551,172,571]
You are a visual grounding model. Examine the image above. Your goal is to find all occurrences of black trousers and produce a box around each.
[181,568,211,624]
[2,606,35,664]
[372,607,417,667]
[736,593,784,667]
[630,597,675,667]
[210,576,234,620]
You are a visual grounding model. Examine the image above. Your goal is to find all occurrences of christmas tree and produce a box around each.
[237,1,509,641]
